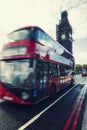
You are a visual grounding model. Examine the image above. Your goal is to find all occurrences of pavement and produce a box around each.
[82,98,87,130]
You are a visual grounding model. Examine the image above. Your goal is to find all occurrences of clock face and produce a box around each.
[61,34,66,39]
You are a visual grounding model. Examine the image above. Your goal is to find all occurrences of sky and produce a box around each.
[0,0,87,65]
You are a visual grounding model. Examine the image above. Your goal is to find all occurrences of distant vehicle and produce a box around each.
[0,26,74,105]
[81,67,87,76]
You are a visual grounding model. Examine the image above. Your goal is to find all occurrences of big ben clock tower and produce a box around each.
[56,11,73,55]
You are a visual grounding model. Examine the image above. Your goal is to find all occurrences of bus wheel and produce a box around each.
[50,86,56,97]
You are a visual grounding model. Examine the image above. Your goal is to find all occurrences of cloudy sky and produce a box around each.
[0,0,87,65]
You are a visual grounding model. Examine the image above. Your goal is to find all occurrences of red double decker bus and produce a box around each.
[81,67,87,76]
[0,26,74,105]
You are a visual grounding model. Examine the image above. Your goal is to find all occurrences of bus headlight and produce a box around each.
[21,92,30,100]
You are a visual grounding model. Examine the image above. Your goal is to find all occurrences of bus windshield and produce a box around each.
[0,59,36,89]
[8,28,37,42]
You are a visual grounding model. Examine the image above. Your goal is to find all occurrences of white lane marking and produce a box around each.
[18,79,85,130]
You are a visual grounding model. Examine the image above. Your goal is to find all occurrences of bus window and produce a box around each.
[65,66,72,76]
[8,28,37,42]
[36,60,48,96]
[36,61,48,85]
[0,59,36,88]
[49,63,59,78]
[59,65,65,76]
[37,30,46,45]
[46,35,53,48]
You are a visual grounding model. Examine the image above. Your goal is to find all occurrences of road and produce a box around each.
[0,75,87,130]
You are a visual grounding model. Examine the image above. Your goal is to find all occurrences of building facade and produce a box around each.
[56,11,73,60]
